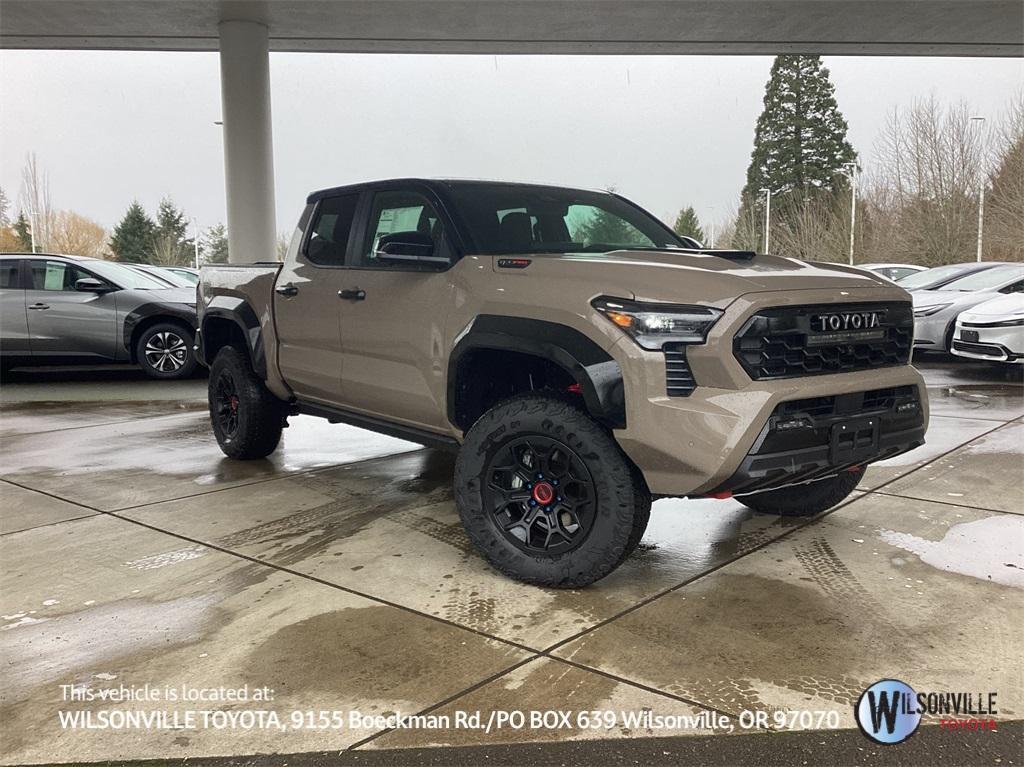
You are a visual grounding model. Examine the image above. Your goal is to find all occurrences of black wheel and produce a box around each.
[738,468,864,517]
[208,345,285,459]
[136,322,198,379]
[454,394,650,588]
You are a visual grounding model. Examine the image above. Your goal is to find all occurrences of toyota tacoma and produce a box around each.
[197,179,927,587]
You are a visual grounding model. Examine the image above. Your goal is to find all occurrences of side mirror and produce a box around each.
[375,231,449,266]
[75,278,113,293]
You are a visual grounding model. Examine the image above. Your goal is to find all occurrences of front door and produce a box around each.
[25,258,118,359]
[273,194,360,403]
[0,258,30,357]
[336,187,456,430]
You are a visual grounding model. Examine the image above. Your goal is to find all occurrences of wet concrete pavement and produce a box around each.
[0,360,1021,765]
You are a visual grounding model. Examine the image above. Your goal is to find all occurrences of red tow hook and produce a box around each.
[566,383,582,394]
[707,491,733,500]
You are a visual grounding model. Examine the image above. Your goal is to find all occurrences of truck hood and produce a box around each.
[503,250,901,306]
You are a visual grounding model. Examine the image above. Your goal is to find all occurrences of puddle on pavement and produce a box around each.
[879,515,1024,588]
[240,605,520,701]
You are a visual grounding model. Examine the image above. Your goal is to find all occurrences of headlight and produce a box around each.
[913,303,952,317]
[592,296,722,350]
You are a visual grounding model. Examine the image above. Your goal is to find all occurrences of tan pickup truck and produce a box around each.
[197,179,927,587]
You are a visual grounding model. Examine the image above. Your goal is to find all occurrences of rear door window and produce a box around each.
[305,194,360,266]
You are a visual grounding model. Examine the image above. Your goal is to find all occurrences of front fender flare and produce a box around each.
[448,315,625,430]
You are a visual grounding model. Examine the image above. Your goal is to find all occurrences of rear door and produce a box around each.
[0,258,30,356]
[25,258,118,359]
[335,184,457,430]
[273,193,361,403]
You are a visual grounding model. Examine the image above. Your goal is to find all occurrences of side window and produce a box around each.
[0,260,20,289]
[305,194,359,266]
[29,260,97,291]
[1000,280,1023,294]
[564,204,656,249]
[359,190,451,269]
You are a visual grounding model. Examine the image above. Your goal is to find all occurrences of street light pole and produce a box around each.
[759,187,771,253]
[971,116,986,262]
[844,162,857,265]
[27,208,37,253]
[192,217,201,268]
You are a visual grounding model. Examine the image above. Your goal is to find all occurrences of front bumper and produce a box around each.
[913,311,954,349]
[707,386,925,496]
[950,321,1024,363]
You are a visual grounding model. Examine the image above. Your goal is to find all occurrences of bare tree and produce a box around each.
[48,210,109,258]
[985,93,1024,262]
[18,153,54,251]
[864,98,989,265]
[771,194,849,262]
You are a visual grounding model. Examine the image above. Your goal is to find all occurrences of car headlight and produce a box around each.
[913,303,952,317]
[592,296,722,350]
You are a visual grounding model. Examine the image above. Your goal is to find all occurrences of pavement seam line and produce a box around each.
[345,654,542,751]
[0,513,100,538]
[868,489,1024,516]
[0,408,207,436]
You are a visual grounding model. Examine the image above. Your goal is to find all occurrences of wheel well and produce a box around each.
[129,316,194,363]
[451,348,578,431]
[201,316,249,365]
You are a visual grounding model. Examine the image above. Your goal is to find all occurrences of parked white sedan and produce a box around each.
[951,293,1024,364]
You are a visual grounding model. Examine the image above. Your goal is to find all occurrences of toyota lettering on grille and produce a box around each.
[810,311,884,333]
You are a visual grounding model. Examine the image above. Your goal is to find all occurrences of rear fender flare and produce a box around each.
[200,297,266,378]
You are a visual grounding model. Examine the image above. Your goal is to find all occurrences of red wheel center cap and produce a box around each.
[229,396,239,412]
[532,482,555,505]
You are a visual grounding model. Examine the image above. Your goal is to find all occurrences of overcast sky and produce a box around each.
[1,51,1021,237]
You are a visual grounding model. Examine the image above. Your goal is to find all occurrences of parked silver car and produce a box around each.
[0,253,199,379]
[912,264,1024,354]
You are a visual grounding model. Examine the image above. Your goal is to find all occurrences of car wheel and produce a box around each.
[454,393,650,588]
[136,322,198,379]
[738,468,865,517]
[208,346,286,459]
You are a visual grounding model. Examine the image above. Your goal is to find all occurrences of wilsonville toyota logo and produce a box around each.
[855,679,1000,745]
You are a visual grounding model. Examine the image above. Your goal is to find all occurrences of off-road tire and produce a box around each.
[738,468,865,517]
[208,345,285,459]
[136,322,198,380]
[455,393,649,588]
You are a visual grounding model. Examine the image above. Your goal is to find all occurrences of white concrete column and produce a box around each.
[218,20,276,264]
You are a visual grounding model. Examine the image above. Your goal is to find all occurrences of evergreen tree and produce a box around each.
[741,56,856,208]
[13,212,33,251]
[110,201,156,262]
[203,223,229,264]
[152,197,194,265]
[672,206,706,242]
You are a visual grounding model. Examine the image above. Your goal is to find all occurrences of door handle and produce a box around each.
[275,283,299,297]
[338,289,366,301]
[28,303,50,310]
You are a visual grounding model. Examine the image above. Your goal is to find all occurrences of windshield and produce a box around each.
[446,183,683,255]
[941,265,1024,292]
[899,264,978,289]
[87,260,172,289]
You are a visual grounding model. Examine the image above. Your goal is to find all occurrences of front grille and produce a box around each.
[663,343,696,396]
[734,302,913,380]
[952,340,1003,358]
